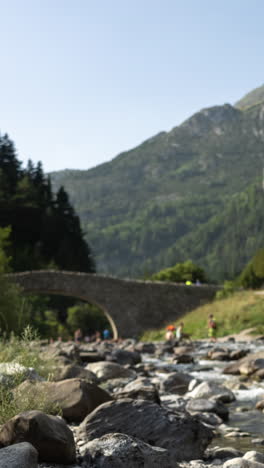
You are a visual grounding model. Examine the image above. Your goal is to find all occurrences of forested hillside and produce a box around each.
[50,87,264,281]
[0,134,95,273]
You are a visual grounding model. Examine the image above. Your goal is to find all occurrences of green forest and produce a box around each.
[0,134,110,339]
[50,91,264,282]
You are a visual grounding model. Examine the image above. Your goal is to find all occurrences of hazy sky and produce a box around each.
[1,0,264,173]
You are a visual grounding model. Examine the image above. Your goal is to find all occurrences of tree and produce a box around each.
[0,134,95,273]
[238,248,264,289]
[151,260,207,283]
[0,227,26,334]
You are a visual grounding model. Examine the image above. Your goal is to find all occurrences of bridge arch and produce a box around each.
[8,270,219,339]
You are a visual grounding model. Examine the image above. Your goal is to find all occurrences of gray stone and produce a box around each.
[160,372,193,395]
[243,452,264,463]
[186,398,229,421]
[14,378,112,423]
[0,442,38,468]
[76,398,213,462]
[223,458,264,468]
[209,446,243,460]
[134,342,156,354]
[53,363,98,383]
[106,349,141,366]
[187,381,235,403]
[82,432,177,467]
[115,377,160,404]
[86,361,137,381]
[0,410,75,464]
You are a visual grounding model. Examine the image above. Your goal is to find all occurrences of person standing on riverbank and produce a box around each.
[207,314,217,342]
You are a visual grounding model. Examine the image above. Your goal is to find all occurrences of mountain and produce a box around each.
[50,86,264,281]
[235,83,264,109]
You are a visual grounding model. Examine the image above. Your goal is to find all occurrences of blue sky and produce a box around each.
[1,0,264,172]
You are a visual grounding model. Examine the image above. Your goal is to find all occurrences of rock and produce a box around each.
[224,351,264,377]
[243,451,264,463]
[209,351,231,361]
[174,345,193,355]
[224,431,251,438]
[106,349,141,366]
[160,372,193,395]
[134,342,156,354]
[115,377,160,404]
[81,432,176,467]
[230,349,249,360]
[86,361,137,381]
[256,400,264,410]
[208,446,243,460]
[223,457,264,467]
[255,368,264,379]
[223,362,241,375]
[76,398,213,462]
[195,411,223,426]
[14,378,112,423]
[224,380,248,391]
[187,381,235,403]
[0,410,75,464]
[252,439,264,445]
[173,354,194,364]
[0,363,41,386]
[53,363,98,383]
[79,351,105,363]
[160,394,187,412]
[43,342,80,362]
[0,442,38,468]
[186,398,229,421]
[239,358,264,376]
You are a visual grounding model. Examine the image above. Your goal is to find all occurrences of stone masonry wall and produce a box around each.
[8,271,219,339]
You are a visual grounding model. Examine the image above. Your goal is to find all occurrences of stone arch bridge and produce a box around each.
[8,270,219,339]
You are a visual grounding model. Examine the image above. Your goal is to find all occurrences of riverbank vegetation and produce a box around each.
[141,290,264,341]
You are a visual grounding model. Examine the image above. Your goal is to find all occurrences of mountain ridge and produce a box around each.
[50,85,264,281]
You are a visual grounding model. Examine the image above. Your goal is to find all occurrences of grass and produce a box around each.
[141,290,264,341]
[0,326,61,424]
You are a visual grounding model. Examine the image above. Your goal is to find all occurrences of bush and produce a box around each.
[151,260,208,283]
[0,326,60,424]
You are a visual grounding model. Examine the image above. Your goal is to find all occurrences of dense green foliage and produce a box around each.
[150,260,207,283]
[0,326,60,424]
[0,227,26,334]
[0,134,95,273]
[238,248,264,289]
[51,95,264,281]
[66,303,109,337]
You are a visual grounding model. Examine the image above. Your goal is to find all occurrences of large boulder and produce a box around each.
[115,377,160,404]
[86,362,136,381]
[134,342,156,354]
[223,351,264,377]
[14,378,112,422]
[187,381,235,403]
[81,432,176,467]
[160,372,192,395]
[0,411,75,464]
[42,342,80,362]
[0,442,38,468]
[76,398,213,462]
[53,363,98,383]
[186,398,229,421]
[106,349,141,366]
[223,458,264,468]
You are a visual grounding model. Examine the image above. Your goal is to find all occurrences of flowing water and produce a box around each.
[143,339,264,454]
